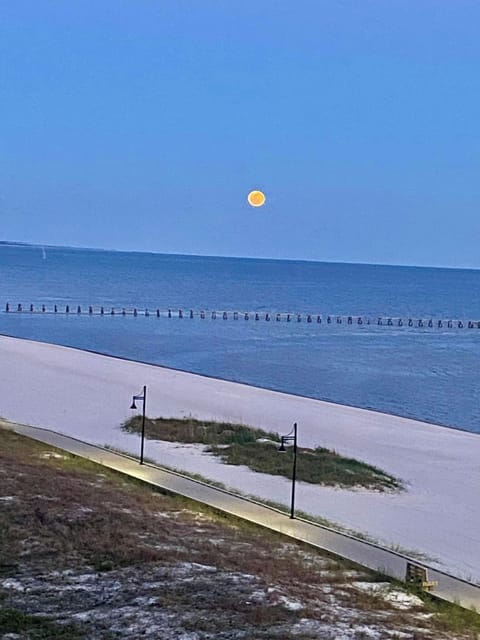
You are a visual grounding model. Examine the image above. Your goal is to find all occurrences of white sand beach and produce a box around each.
[1,333,479,582]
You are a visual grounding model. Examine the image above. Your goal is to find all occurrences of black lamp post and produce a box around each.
[278,422,298,519]
[130,385,147,465]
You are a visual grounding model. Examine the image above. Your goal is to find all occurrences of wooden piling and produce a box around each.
[6,303,477,330]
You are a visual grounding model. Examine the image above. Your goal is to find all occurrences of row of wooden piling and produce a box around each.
[4,303,480,328]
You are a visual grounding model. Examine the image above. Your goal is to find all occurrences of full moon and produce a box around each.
[247,190,266,207]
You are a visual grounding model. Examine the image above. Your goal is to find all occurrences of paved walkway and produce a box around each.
[2,419,480,611]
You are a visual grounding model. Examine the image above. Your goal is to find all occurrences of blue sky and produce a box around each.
[1,1,479,267]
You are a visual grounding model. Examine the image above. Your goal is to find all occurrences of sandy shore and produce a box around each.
[1,333,479,581]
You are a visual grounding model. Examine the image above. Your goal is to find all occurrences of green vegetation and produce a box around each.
[429,600,480,635]
[0,608,84,639]
[1,427,480,638]
[105,443,434,560]
[122,416,402,491]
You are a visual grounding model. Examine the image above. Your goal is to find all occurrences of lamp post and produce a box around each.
[278,422,298,519]
[130,385,147,465]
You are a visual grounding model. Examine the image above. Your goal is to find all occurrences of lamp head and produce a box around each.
[278,440,287,452]
[130,399,137,410]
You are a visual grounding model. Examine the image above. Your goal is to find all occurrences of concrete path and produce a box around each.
[2,418,480,612]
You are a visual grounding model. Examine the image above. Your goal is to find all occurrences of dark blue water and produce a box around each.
[1,243,480,432]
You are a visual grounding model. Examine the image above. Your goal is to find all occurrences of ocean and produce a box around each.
[1,243,479,432]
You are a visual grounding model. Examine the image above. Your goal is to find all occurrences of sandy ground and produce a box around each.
[1,334,479,582]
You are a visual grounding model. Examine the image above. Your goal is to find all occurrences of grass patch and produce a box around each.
[428,600,480,635]
[102,444,432,561]
[2,426,480,638]
[0,608,84,638]
[122,416,402,491]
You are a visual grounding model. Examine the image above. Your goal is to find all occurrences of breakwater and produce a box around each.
[4,303,480,329]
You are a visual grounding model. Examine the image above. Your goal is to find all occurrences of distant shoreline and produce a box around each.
[1,240,478,272]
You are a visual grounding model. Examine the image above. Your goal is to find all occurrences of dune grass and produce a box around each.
[122,416,402,491]
[1,427,480,638]
[0,609,84,639]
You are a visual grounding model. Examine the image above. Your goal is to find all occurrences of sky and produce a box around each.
[1,1,480,268]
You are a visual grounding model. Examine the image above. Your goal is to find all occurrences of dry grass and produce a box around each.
[0,428,479,639]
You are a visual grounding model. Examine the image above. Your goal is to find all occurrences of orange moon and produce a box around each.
[247,190,266,207]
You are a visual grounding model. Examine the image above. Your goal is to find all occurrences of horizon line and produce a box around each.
[0,239,478,273]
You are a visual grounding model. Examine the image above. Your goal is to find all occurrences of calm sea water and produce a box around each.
[1,243,480,432]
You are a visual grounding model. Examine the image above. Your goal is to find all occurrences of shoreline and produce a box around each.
[1,333,480,582]
[1,330,475,438]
